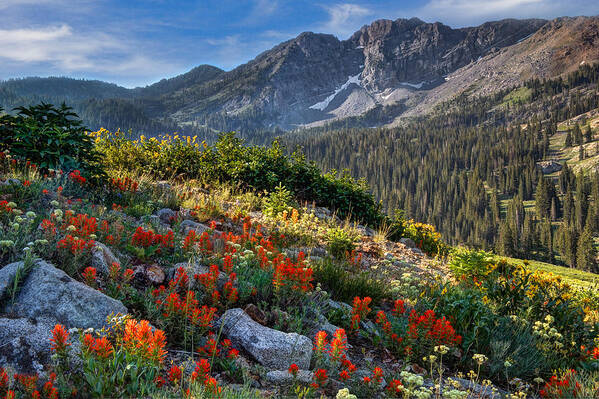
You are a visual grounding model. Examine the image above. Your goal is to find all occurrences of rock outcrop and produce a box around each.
[537,160,563,174]
[1,260,127,330]
[219,308,312,370]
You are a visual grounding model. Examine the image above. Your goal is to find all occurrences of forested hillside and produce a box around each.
[283,63,599,271]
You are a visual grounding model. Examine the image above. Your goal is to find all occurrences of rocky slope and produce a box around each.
[162,17,546,130]
[399,16,599,122]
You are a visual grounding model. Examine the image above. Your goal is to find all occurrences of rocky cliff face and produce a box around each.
[163,17,546,130]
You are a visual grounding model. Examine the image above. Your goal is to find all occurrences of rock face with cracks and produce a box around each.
[1,259,127,330]
[220,308,312,370]
[0,259,127,374]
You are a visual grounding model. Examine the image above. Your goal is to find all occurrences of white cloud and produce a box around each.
[0,24,178,84]
[0,0,63,9]
[417,0,583,25]
[240,0,279,26]
[321,3,373,38]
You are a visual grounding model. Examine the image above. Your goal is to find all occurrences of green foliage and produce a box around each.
[96,131,384,226]
[449,248,495,279]
[0,103,104,179]
[262,183,295,217]
[487,319,545,379]
[421,283,496,364]
[404,222,449,256]
[313,258,388,304]
[325,227,357,260]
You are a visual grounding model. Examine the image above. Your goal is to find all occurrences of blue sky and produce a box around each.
[0,0,597,87]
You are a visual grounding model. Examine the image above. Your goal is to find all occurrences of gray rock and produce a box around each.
[537,160,562,174]
[157,208,177,224]
[356,224,375,237]
[360,320,380,337]
[399,237,416,248]
[265,370,313,385]
[145,214,162,226]
[318,320,342,338]
[411,247,424,256]
[451,377,504,399]
[0,178,21,186]
[0,316,55,375]
[327,299,353,314]
[171,262,229,289]
[155,181,172,191]
[1,260,127,330]
[220,308,312,370]
[91,242,120,275]
[180,220,211,235]
[302,305,342,339]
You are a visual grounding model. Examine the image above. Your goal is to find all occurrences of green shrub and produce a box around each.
[421,284,496,362]
[95,130,384,226]
[388,210,448,256]
[325,227,358,260]
[262,183,295,217]
[449,248,495,279]
[313,258,388,304]
[487,318,546,379]
[0,104,104,179]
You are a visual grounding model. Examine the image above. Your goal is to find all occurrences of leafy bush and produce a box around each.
[449,248,495,279]
[405,222,448,256]
[94,130,383,226]
[325,227,358,260]
[389,210,448,256]
[262,183,295,217]
[421,284,496,361]
[0,104,104,179]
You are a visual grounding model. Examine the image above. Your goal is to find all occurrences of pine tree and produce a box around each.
[575,172,588,230]
[565,130,573,148]
[497,221,515,257]
[522,213,534,255]
[576,226,597,271]
[535,176,550,219]
[563,188,575,226]
[574,124,583,145]
[584,125,593,143]
[541,219,554,263]
[490,189,500,222]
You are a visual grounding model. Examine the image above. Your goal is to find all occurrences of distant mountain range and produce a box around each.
[1,16,598,136]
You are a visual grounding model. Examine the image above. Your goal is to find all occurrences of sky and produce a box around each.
[0,0,598,88]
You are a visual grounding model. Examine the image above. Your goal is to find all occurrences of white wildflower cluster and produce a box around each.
[533,315,564,350]
[442,389,468,399]
[335,388,357,399]
[53,208,63,222]
[390,272,422,299]
[397,371,432,399]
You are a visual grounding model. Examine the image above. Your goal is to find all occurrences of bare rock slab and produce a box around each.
[0,316,55,375]
[220,308,312,370]
[1,260,127,330]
